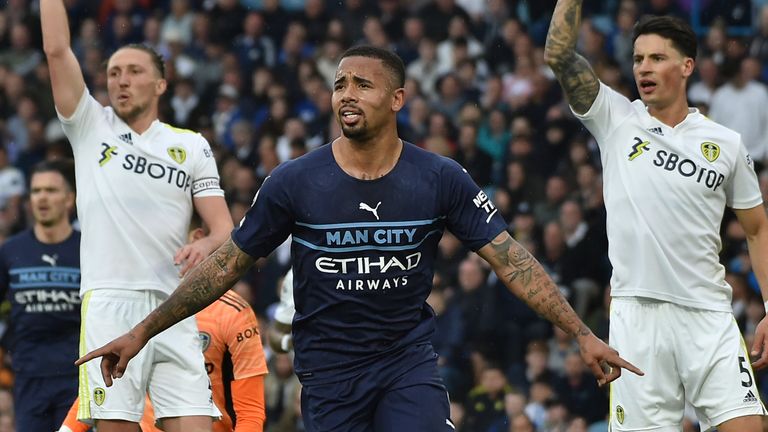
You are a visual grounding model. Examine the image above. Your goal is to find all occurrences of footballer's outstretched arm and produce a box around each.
[76,238,255,384]
[543,0,600,114]
[41,0,86,117]
[478,231,643,385]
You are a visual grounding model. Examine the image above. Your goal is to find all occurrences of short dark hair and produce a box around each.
[339,45,405,89]
[111,44,166,78]
[31,159,76,193]
[633,15,697,60]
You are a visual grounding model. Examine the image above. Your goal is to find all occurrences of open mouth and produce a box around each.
[639,80,657,93]
[340,108,362,125]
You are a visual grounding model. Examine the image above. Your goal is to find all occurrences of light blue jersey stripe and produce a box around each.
[295,218,444,230]
[9,267,80,274]
[10,282,80,289]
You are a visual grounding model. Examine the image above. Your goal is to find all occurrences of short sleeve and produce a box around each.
[191,135,224,198]
[441,159,507,251]
[726,143,763,209]
[231,168,294,259]
[572,82,635,148]
[56,89,103,149]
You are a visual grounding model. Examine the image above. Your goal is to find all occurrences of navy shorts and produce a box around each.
[300,344,455,432]
[14,374,78,432]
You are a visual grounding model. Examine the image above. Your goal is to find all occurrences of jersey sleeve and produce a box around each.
[572,82,635,148]
[223,304,268,380]
[56,88,103,149]
[191,135,224,198]
[726,143,763,209]
[273,269,295,325]
[440,158,507,251]
[231,167,294,258]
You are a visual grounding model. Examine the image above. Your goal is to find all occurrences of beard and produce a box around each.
[114,102,147,124]
[339,118,373,141]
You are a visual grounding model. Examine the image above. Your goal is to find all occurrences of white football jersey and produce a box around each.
[574,83,762,312]
[58,90,224,295]
[274,269,295,325]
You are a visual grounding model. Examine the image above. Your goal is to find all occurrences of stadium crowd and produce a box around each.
[1,0,768,430]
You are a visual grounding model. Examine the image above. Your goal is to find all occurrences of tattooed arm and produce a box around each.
[76,238,255,385]
[543,0,600,114]
[477,231,644,385]
[477,231,590,338]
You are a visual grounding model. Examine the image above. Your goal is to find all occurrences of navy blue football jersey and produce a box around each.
[0,230,81,376]
[233,142,506,381]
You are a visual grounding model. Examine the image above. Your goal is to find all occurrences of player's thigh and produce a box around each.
[678,310,767,431]
[148,316,219,420]
[609,298,685,431]
[13,376,56,432]
[79,290,152,422]
[374,383,454,432]
[300,377,377,432]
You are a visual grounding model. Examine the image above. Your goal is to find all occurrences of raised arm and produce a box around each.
[76,238,255,384]
[543,0,600,114]
[41,0,86,117]
[477,231,643,385]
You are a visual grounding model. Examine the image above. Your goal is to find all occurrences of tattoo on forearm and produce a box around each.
[143,239,254,337]
[545,0,599,113]
[489,235,590,338]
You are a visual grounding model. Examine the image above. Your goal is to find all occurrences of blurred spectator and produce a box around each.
[462,366,512,432]
[534,175,570,226]
[687,56,720,108]
[406,38,441,102]
[0,146,23,238]
[486,390,527,432]
[233,12,277,78]
[508,341,556,394]
[455,122,493,187]
[417,0,472,43]
[709,56,768,163]
[0,22,42,76]
[749,5,768,68]
[553,352,608,424]
[427,286,466,398]
[264,353,302,431]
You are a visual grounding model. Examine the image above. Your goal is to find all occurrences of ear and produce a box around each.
[65,190,76,212]
[156,78,168,96]
[682,57,695,79]
[391,87,405,113]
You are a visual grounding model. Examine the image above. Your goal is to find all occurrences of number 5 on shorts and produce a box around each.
[739,356,753,387]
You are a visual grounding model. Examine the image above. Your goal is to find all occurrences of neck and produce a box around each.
[34,222,73,244]
[647,97,690,128]
[333,130,403,180]
[122,107,159,134]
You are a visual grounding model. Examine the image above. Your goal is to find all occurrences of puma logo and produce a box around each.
[359,201,381,220]
[42,254,58,267]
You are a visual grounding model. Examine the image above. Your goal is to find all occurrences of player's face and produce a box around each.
[633,34,693,109]
[106,48,166,124]
[332,56,404,142]
[30,171,74,228]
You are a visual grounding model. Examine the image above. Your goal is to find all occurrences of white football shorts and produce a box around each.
[609,296,766,431]
[77,289,220,423]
